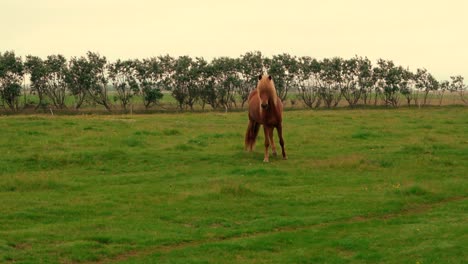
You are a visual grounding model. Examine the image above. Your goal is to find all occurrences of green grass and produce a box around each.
[0,107,467,263]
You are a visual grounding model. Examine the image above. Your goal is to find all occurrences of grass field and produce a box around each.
[0,107,467,263]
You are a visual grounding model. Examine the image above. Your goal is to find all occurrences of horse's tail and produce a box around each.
[245,120,261,151]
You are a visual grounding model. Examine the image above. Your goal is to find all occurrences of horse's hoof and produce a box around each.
[263,159,269,163]
[283,156,288,160]
[272,152,278,157]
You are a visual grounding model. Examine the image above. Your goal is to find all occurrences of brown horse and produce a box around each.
[245,75,287,162]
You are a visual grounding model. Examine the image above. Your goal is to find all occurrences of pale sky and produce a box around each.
[1,0,467,81]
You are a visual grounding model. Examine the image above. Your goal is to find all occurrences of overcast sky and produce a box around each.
[2,0,467,80]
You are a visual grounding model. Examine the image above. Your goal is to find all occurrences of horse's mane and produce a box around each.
[257,75,278,105]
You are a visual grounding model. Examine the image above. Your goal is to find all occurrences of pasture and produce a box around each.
[0,107,467,263]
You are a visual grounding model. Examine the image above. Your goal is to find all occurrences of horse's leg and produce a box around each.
[252,122,260,150]
[269,127,277,157]
[263,125,271,162]
[277,123,287,160]
[244,120,254,151]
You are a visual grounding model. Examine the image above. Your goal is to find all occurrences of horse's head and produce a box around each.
[257,75,277,109]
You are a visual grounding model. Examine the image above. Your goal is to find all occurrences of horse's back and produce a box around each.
[248,90,261,121]
[276,98,284,120]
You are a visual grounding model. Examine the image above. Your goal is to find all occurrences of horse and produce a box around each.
[244,74,287,162]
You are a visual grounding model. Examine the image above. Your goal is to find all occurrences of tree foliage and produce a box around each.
[24,55,48,108]
[265,53,299,101]
[415,68,439,106]
[238,51,264,107]
[67,56,94,109]
[134,57,166,109]
[108,59,139,111]
[0,51,24,111]
[85,52,111,111]
[44,54,68,109]
[450,75,467,105]
[1,50,466,112]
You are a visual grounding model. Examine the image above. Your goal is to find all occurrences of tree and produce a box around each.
[373,59,405,107]
[192,57,214,110]
[67,56,91,109]
[191,57,211,110]
[450,75,467,105]
[44,54,68,109]
[319,57,343,108]
[166,56,208,110]
[355,56,375,105]
[435,80,449,106]
[238,51,264,107]
[170,56,193,110]
[24,55,48,109]
[134,57,167,109]
[211,57,241,110]
[297,56,321,108]
[340,57,361,107]
[398,68,415,106]
[135,57,164,109]
[198,71,218,110]
[415,68,439,106]
[0,51,24,111]
[264,53,299,101]
[85,52,112,111]
[108,59,140,111]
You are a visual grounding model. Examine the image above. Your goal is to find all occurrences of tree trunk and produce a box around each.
[423,90,429,105]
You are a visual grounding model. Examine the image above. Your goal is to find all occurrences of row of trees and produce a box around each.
[295,57,467,108]
[0,51,466,112]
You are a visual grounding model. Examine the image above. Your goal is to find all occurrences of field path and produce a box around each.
[84,196,466,264]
